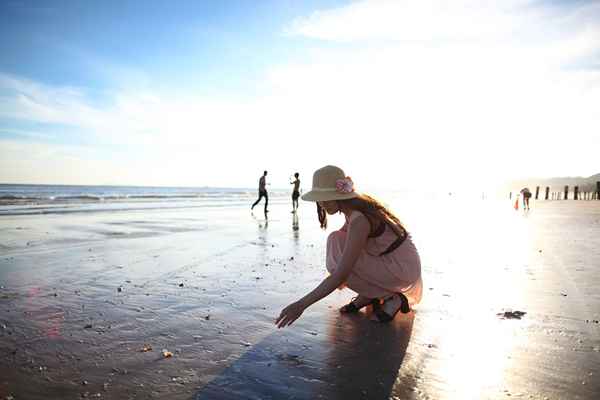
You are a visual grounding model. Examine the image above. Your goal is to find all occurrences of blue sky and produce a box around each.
[1,1,332,98]
[1,0,599,188]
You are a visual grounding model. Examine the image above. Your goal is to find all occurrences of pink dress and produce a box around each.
[326,211,423,305]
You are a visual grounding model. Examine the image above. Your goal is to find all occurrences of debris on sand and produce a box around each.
[161,349,173,358]
[276,353,304,366]
[497,310,527,320]
[84,324,93,329]
[140,344,152,352]
[117,287,122,293]
[111,367,128,375]
[178,283,184,287]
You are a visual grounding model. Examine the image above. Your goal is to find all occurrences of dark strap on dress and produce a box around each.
[379,225,407,256]
[368,222,386,238]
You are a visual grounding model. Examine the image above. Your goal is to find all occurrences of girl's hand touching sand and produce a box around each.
[276,301,306,328]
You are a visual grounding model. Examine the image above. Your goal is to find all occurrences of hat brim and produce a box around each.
[301,190,359,202]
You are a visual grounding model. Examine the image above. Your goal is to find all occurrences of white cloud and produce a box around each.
[288,0,535,42]
[279,0,600,183]
[0,73,332,186]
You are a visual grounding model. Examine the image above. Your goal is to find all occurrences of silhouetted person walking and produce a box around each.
[251,171,269,213]
[520,187,532,210]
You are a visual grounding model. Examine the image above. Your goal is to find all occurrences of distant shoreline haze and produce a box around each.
[503,173,600,192]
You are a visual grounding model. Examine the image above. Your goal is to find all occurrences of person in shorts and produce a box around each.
[290,172,300,213]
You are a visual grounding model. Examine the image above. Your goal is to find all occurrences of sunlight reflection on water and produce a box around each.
[384,195,537,398]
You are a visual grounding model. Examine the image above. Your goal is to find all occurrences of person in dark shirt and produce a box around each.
[251,171,268,213]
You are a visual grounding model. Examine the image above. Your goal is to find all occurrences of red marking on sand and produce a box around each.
[25,287,63,339]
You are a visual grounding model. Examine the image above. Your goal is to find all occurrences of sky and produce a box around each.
[0,0,599,190]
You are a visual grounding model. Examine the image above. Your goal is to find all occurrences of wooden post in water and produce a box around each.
[564,186,569,200]
[545,187,549,200]
[535,186,540,200]
[574,186,579,200]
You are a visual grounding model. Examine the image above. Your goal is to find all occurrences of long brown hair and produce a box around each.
[316,194,407,255]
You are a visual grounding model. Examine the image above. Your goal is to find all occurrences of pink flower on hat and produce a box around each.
[335,177,354,194]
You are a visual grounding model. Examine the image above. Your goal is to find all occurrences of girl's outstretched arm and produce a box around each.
[275,214,370,328]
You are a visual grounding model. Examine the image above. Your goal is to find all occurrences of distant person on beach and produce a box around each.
[520,187,532,210]
[251,171,268,213]
[290,172,300,213]
[276,165,422,328]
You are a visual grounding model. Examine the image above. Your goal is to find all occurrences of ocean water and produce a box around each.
[0,183,518,218]
[0,184,290,216]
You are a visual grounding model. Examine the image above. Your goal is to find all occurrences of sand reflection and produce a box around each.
[324,312,415,399]
[193,310,414,399]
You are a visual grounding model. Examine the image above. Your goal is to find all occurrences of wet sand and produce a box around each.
[1,199,599,399]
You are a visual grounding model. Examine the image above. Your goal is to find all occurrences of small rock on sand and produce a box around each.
[498,310,526,320]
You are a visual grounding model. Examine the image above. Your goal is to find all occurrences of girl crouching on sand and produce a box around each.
[276,165,422,328]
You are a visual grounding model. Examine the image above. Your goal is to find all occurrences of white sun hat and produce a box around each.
[301,165,359,202]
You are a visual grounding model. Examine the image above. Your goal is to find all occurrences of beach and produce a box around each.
[1,195,599,399]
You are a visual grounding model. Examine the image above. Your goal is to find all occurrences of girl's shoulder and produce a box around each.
[348,210,367,223]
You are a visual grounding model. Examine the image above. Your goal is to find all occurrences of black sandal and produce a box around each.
[340,296,372,314]
[372,293,410,322]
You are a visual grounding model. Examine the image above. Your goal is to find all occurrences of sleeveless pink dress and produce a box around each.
[326,211,423,305]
